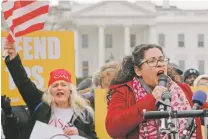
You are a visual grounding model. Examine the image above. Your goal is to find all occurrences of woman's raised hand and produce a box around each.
[4,41,17,60]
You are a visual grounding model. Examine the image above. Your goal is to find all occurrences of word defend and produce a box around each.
[1,31,75,106]
[1,36,60,60]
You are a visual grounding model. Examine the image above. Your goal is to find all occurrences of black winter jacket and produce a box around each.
[5,54,98,139]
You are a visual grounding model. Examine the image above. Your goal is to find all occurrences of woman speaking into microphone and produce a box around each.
[105,44,204,139]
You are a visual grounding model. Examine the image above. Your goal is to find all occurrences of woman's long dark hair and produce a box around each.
[111,44,164,85]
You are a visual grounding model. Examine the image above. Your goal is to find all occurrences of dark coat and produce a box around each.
[1,111,19,139]
[5,54,98,139]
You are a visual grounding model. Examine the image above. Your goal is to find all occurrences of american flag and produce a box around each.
[2,0,49,42]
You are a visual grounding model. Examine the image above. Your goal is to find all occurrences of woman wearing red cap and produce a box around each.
[4,42,97,139]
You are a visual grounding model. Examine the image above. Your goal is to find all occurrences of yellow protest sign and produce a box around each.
[1,31,75,106]
[94,88,111,139]
[191,86,208,95]
[191,86,208,139]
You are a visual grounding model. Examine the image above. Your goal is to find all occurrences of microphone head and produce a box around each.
[192,90,207,105]
[158,74,168,87]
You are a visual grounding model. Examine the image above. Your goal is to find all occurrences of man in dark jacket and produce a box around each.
[1,95,19,139]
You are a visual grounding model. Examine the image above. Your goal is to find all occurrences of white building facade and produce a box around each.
[2,0,208,77]
[67,0,208,77]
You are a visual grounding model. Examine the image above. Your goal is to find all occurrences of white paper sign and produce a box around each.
[30,121,87,139]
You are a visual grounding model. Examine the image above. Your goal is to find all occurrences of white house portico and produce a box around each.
[70,1,158,77]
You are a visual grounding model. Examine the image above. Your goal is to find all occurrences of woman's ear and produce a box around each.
[134,66,142,76]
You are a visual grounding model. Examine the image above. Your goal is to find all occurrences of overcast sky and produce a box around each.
[50,0,208,10]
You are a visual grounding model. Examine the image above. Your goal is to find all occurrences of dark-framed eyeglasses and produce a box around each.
[139,57,170,67]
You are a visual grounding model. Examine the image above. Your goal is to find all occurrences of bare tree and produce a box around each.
[44,1,74,31]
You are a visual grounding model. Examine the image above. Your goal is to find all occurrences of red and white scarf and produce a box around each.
[133,77,196,139]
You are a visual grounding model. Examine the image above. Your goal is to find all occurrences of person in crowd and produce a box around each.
[77,78,95,109]
[4,41,97,139]
[77,78,93,92]
[12,105,30,132]
[184,68,200,86]
[193,75,208,86]
[168,64,208,139]
[167,63,194,98]
[92,71,101,88]
[1,95,30,139]
[105,44,205,139]
[168,63,208,106]
[93,62,120,104]
[167,63,183,83]
[1,95,19,139]
[92,61,120,89]
[77,61,120,109]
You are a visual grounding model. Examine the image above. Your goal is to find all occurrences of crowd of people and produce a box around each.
[1,42,208,139]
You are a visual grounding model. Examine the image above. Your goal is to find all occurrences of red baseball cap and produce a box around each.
[48,69,72,87]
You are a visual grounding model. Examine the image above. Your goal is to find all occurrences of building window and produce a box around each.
[178,60,185,71]
[198,60,204,74]
[158,33,165,47]
[130,34,136,47]
[82,34,88,48]
[198,34,204,47]
[178,34,185,47]
[105,34,112,48]
[82,61,89,77]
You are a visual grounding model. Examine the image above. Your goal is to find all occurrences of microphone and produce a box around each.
[192,90,207,109]
[157,74,172,134]
[157,74,171,109]
[157,74,169,109]
[158,74,168,87]
[182,90,207,139]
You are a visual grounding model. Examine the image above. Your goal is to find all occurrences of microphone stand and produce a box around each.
[204,110,208,139]
[144,109,208,139]
[157,74,178,138]
[157,101,166,135]
[157,90,178,139]
[181,122,196,139]
[187,123,197,139]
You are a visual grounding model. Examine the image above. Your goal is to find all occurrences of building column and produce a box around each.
[73,27,80,77]
[148,24,157,44]
[124,25,131,56]
[98,25,105,68]
[143,27,148,44]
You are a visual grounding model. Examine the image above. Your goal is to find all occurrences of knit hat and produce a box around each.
[48,69,72,87]
[183,68,200,81]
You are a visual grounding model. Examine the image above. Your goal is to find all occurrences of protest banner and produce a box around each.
[30,121,86,139]
[1,31,75,106]
[94,88,111,139]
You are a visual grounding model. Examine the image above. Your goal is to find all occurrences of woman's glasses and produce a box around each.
[140,57,170,67]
